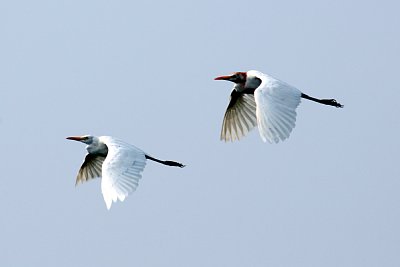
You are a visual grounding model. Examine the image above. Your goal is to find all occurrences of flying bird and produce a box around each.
[67,135,185,210]
[214,70,343,143]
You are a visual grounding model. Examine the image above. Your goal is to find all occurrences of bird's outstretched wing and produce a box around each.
[254,74,302,143]
[99,136,147,210]
[221,92,257,142]
[76,154,106,185]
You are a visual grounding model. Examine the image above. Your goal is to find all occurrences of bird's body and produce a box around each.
[67,135,184,209]
[215,70,343,143]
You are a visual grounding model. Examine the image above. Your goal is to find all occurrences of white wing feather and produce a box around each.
[221,94,258,142]
[75,154,105,185]
[99,136,147,210]
[252,71,302,143]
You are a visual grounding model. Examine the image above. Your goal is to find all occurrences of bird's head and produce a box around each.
[215,70,262,89]
[66,135,95,145]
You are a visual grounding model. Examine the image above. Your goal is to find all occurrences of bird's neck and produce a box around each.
[245,77,262,89]
[234,84,257,95]
[87,142,108,155]
[234,83,246,93]
[235,77,262,94]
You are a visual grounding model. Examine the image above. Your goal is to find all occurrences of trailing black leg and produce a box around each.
[145,155,185,168]
[301,93,343,108]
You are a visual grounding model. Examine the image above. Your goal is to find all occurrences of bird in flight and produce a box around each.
[67,135,185,209]
[214,70,343,143]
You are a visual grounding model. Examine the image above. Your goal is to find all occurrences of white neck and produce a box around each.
[86,137,107,154]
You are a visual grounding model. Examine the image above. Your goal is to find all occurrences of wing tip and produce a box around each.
[105,200,112,210]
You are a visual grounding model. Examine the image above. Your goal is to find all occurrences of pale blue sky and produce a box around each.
[1,0,399,266]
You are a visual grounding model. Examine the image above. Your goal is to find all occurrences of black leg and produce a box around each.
[301,93,343,108]
[145,155,185,168]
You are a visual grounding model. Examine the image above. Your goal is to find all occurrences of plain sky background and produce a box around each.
[1,0,399,266]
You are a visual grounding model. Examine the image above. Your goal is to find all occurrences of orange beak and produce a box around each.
[66,136,84,141]
[214,75,233,81]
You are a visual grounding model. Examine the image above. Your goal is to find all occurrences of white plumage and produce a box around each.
[215,70,343,143]
[252,71,301,143]
[99,137,147,209]
[67,135,184,210]
[221,93,258,142]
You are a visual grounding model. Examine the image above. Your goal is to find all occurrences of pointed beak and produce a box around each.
[66,136,84,141]
[214,75,233,81]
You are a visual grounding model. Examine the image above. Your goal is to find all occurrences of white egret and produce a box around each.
[67,135,185,209]
[215,70,343,143]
